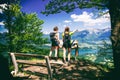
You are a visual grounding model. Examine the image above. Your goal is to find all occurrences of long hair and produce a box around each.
[64,27,69,32]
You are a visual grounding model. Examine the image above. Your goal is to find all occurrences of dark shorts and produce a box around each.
[51,40,59,46]
[63,41,71,48]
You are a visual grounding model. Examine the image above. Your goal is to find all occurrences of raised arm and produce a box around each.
[73,29,78,33]
[70,29,78,35]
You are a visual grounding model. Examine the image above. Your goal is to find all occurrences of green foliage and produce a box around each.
[96,40,113,67]
[41,0,109,16]
[78,40,113,68]
[97,40,112,56]
[1,4,48,53]
[0,0,19,4]
[0,33,8,52]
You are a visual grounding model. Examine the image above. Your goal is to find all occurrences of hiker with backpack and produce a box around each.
[62,26,78,64]
[49,26,60,59]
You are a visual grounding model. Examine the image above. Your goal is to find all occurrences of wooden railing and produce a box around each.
[9,41,79,79]
[10,52,52,79]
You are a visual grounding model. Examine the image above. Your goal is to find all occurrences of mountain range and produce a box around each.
[72,28,111,43]
[0,27,111,49]
[0,26,111,45]
[44,28,111,44]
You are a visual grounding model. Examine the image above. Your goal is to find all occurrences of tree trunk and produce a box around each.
[7,0,13,52]
[109,0,120,72]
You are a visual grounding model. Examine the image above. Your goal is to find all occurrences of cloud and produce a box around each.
[64,20,72,23]
[63,24,67,27]
[0,22,4,25]
[43,31,50,34]
[71,11,110,27]
[0,4,7,13]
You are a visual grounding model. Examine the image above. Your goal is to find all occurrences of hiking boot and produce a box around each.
[55,57,58,61]
[68,60,71,66]
[49,57,51,61]
[62,59,66,64]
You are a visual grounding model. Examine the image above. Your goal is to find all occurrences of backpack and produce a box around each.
[50,32,56,41]
[63,32,71,43]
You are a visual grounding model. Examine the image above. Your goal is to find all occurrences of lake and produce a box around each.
[71,48,98,55]
[42,44,109,55]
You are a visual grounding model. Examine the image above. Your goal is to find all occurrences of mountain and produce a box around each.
[72,28,111,43]
[43,28,111,44]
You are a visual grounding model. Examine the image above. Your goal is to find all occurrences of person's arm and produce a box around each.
[55,33,60,44]
[73,29,78,33]
[70,29,78,35]
[55,33,59,40]
[62,33,64,39]
[57,32,60,40]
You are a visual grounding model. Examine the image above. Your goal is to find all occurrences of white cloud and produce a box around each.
[43,31,50,34]
[0,4,7,13]
[63,24,67,27]
[0,4,6,8]
[0,9,2,13]
[64,20,72,23]
[71,11,110,27]
[0,22,4,25]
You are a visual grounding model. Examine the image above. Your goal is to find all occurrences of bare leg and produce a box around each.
[49,51,52,57]
[68,48,71,62]
[63,47,66,63]
[55,46,58,57]
[49,47,54,57]
[75,44,79,60]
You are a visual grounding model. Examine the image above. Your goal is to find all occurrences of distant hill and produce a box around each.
[72,28,111,43]
[0,27,111,49]
[43,28,111,44]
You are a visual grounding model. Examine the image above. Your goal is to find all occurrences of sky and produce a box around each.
[0,0,111,34]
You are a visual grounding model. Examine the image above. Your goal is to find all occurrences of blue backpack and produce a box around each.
[50,32,56,42]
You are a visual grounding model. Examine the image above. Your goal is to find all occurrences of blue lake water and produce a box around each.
[71,49,98,55]
[42,44,98,55]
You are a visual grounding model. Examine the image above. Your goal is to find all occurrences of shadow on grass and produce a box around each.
[13,59,112,80]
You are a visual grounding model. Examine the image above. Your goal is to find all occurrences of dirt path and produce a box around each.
[14,59,103,80]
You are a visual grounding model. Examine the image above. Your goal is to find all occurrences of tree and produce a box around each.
[2,4,47,53]
[0,0,19,52]
[13,12,46,53]
[41,0,120,78]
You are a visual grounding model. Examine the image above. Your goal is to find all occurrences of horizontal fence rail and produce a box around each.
[10,52,52,79]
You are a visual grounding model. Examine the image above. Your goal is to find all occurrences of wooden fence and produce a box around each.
[10,52,53,79]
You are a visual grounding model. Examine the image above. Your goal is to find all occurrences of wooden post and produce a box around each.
[45,56,52,80]
[75,44,79,56]
[10,53,18,75]
[75,44,79,60]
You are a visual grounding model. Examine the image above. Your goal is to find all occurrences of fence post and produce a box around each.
[10,53,18,75]
[45,56,52,80]
[75,43,79,60]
